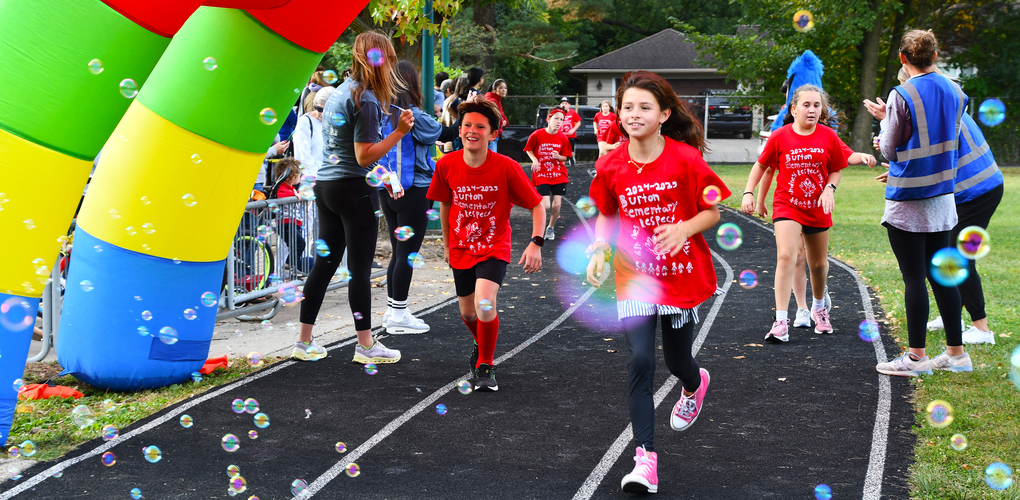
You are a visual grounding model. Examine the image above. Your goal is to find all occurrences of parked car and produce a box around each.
[691,89,754,139]
[499,104,601,163]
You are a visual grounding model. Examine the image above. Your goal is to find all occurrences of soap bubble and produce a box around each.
[315,239,330,257]
[248,352,263,367]
[330,114,346,127]
[985,462,1013,490]
[229,475,246,493]
[978,98,1006,127]
[142,310,153,321]
[101,424,119,440]
[221,434,240,452]
[12,379,23,392]
[930,248,969,287]
[716,223,742,250]
[436,404,447,415]
[702,185,722,206]
[180,414,193,428]
[407,252,425,269]
[183,308,197,320]
[7,466,20,480]
[254,412,270,429]
[182,194,197,207]
[323,70,338,84]
[478,299,493,311]
[458,380,473,394]
[119,79,138,98]
[291,479,308,495]
[926,400,954,428]
[858,320,880,342]
[71,405,95,428]
[232,399,245,413]
[394,226,415,241]
[364,363,378,375]
[140,196,151,206]
[353,312,363,320]
[201,291,218,307]
[130,487,143,499]
[739,270,757,289]
[244,398,259,414]
[328,154,340,164]
[426,208,440,220]
[7,447,19,459]
[227,464,240,478]
[259,108,277,125]
[101,451,116,466]
[365,169,383,188]
[143,445,162,463]
[335,442,347,453]
[956,226,990,259]
[88,59,104,74]
[950,433,968,451]
[248,430,258,439]
[202,56,217,71]
[19,441,35,457]
[813,483,832,500]
[575,197,598,218]
[0,297,34,332]
[191,371,202,382]
[335,267,351,282]
[142,222,155,234]
[51,468,63,478]
[80,280,93,292]
[367,47,385,67]
[346,463,361,477]
[158,326,178,345]
[137,326,149,337]
[793,10,815,32]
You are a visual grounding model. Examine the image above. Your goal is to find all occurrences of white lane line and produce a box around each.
[572,249,734,500]
[563,197,596,242]
[299,274,609,498]
[0,299,459,499]
[725,208,891,500]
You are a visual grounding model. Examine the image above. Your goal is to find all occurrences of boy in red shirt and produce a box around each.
[428,98,546,392]
[524,108,573,241]
[558,97,582,166]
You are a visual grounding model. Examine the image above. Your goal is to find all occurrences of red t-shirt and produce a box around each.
[427,150,543,269]
[757,124,848,228]
[603,120,626,145]
[558,109,581,138]
[589,138,731,308]
[275,183,302,226]
[524,128,572,186]
[595,112,618,142]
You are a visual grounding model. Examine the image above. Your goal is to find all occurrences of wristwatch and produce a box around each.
[531,236,545,247]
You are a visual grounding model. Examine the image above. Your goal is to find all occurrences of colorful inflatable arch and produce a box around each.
[0,0,365,445]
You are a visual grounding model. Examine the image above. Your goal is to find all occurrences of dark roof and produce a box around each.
[572,28,714,71]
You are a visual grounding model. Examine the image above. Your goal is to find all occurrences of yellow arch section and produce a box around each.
[77,101,264,262]
[0,128,92,297]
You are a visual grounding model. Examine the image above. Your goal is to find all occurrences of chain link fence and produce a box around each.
[497,95,768,165]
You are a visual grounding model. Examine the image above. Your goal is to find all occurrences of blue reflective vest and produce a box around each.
[886,73,968,201]
[954,113,1003,204]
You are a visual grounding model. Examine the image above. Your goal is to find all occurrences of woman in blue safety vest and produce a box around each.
[863,29,972,377]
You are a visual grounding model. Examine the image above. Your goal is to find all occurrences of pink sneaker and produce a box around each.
[621,446,658,494]
[812,307,833,334]
[671,368,710,431]
[765,318,790,343]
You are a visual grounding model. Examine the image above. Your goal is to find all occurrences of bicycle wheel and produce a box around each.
[227,233,275,299]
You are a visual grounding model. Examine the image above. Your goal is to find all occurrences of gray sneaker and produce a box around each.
[876,353,932,377]
[544,226,555,241]
[386,314,430,334]
[793,308,811,328]
[930,350,973,372]
[353,339,401,364]
[292,340,327,361]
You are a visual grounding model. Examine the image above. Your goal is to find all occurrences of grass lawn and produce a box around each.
[711,163,1020,499]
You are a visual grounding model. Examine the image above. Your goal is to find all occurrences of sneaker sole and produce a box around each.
[352,353,401,364]
[813,326,833,334]
[793,320,811,328]
[386,325,430,335]
[764,333,789,343]
[621,476,657,494]
[962,338,995,345]
[473,382,498,392]
[876,368,933,377]
[292,350,327,362]
[934,366,973,372]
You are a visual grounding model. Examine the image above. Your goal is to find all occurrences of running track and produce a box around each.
[1,166,916,499]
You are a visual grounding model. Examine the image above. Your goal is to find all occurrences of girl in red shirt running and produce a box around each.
[586,71,729,495]
[741,84,847,342]
[524,108,573,241]
[594,100,618,158]
[427,98,546,392]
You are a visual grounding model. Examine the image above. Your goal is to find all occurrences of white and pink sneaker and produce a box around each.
[812,307,833,334]
[765,318,790,343]
[621,446,658,494]
[670,368,710,431]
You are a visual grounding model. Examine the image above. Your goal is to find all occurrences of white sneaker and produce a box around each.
[961,325,995,345]
[927,315,966,331]
[876,353,932,377]
[930,350,974,372]
[823,286,832,313]
[544,226,555,241]
[386,314,430,334]
[793,308,811,328]
[353,339,401,364]
[382,308,392,328]
[292,340,327,361]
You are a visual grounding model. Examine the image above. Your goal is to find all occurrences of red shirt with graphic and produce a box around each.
[595,112,618,142]
[757,124,848,228]
[524,128,572,186]
[603,120,626,145]
[589,137,730,308]
[427,150,543,269]
[558,109,582,138]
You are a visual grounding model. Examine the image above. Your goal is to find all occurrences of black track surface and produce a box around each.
[3,164,915,499]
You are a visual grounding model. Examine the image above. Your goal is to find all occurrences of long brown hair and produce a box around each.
[394,60,422,110]
[350,32,402,111]
[786,84,834,126]
[616,71,706,155]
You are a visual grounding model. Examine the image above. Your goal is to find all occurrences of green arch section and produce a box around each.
[0,0,170,159]
[137,7,321,153]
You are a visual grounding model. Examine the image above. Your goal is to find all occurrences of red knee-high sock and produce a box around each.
[476,315,499,367]
[461,316,478,343]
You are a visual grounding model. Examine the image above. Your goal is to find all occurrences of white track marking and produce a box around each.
[572,250,733,500]
[726,208,890,500]
[0,299,458,499]
[298,274,609,498]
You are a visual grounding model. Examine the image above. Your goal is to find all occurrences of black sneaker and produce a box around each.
[470,343,478,373]
[473,364,498,392]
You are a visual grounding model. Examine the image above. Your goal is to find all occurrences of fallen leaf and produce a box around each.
[733,356,746,359]
[743,343,763,347]
[778,377,787,381]
[539,296,546,299]
[607,349,618,353]
[604,338,613,341]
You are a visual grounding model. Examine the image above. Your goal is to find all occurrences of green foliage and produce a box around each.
[368,0,461,42]
[321,41,353,73]
[435,55,464,80]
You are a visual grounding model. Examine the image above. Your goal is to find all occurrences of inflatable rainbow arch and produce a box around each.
[0,0,365,446]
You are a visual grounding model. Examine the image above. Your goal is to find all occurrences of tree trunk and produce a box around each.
[879,0,912,99]
[472,2,496,72]
[850,5,884,152]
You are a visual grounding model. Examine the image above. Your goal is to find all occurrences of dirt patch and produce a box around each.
[23,362,63,384]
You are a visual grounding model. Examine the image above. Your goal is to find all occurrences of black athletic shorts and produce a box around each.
[536,183,567,197]
[774,217,829,235]
[452,258,508,297]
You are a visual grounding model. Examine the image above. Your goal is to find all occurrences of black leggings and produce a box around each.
[380,186,431,303]
[622,315,700,453]
[950,184,1003,322]
[885,225,963,349]
[300,178,379,331]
